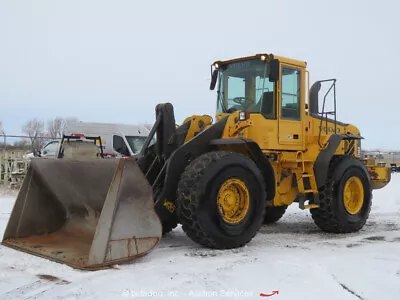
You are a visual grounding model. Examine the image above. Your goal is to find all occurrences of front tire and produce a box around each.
[263,205,287,224]
[311,156,372,233]
[176,151,266,249]
[161,219,178,235]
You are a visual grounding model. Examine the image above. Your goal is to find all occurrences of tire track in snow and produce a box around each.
[338,282,364,300]
[3,269,119,300]
[0,275,71,300]
[0,280,52,300]
[331,274,364,300]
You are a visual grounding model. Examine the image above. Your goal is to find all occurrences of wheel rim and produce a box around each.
[343,176,364,215]
[217,178,250,224]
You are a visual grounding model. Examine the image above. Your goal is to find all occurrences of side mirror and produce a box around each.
[269,59,280,82]
[210,69,219,90]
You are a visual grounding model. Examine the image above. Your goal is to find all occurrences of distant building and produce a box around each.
[361,150,400,165]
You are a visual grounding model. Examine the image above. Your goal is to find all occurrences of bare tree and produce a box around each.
[47,117,64,139]
[22,118,45,152]
[46,117,79,139]
[62,117,79,133]
[12,139,30,150]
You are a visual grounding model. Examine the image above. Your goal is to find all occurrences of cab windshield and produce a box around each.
[216,59,276,119]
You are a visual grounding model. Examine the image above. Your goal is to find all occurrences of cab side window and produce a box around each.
[281,67,301,120]
[113,135,130,156]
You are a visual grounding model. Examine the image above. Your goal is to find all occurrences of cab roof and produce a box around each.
[212,53,307,69]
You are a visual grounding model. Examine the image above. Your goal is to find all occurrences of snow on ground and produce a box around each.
[0,175,400,300]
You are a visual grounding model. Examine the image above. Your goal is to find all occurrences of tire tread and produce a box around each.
[311,156,372,233]
[176,151,264,249]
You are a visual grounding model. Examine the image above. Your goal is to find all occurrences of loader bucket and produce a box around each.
[1,158,162,270]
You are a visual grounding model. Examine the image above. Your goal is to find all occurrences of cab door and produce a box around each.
[278,65,304,149]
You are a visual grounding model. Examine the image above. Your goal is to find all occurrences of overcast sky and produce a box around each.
[1,0,399,149]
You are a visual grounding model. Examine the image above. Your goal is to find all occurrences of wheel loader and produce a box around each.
[1,53,391,270]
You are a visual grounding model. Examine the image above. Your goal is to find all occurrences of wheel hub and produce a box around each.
[217,178,250,224]
[343,176,364,215]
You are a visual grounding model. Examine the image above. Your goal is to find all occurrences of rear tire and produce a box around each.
[176,151,266,249]
[311,156,372,233]
[263,205,287,224]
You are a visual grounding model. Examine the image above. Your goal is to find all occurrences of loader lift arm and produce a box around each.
[135,103,194,191]
[134,102,277,234]
[135,103,178,189]
[133,103,229,230]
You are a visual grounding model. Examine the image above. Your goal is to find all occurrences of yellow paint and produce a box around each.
[163,201,176,213]
[95,139,105,145]
[207,52,391,210]
[364,164,391,190]
[182,115,213,143]
[343,176,364,215]
[274,171,299,206]
[229,119,253,137]
[220,111,249,139]
[217,178,250,224]
[304,204,319,209]
[212,53,307,69]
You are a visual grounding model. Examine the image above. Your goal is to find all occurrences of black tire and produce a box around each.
[263,205,287,224]
[161,219,178,235]
[311,156,372,233]
[176,151,266,249]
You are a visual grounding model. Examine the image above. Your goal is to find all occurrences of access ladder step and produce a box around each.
[304,204,319,209]
[301,174,313,178]
[295,159,314,162]
[297,172,319,195]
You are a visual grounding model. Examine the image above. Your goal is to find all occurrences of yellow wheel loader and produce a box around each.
[2,53,391,270]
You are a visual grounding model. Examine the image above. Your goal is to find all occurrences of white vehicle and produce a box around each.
[23,140,60,160]
[64,122,151,157]
[23,135,105,161]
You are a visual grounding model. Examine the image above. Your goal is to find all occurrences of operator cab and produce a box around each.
[211,53,306,150]
[212,54,303,122]
[214,56,277,119]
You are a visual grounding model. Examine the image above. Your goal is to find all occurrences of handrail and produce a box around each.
[317,79,337,148]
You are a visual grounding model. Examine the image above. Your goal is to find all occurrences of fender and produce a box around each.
[209,138,276,202]
[331,156,371,185]
[314,134,363,188]
[154,116,228,216]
